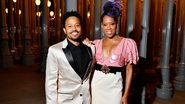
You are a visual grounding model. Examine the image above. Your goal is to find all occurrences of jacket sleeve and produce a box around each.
[90,44,96,57]
[45,46,58,104]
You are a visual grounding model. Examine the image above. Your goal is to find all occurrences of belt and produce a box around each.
[95,64,123,74]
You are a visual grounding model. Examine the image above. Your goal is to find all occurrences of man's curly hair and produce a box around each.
[62,11,83,28]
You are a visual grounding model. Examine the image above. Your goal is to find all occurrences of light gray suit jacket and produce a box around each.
[45,38,95,104]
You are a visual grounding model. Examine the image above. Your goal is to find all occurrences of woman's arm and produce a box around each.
[121,63,133,104]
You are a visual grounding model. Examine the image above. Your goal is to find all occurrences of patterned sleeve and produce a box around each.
[125,39,139,65]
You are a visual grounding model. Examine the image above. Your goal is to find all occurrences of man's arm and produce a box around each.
[45,47,58,104]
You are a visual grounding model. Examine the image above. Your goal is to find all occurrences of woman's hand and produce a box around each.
[121,95,128,104]
[82,38,93,46]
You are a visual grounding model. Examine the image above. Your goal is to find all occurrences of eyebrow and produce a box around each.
[66,22,81,25]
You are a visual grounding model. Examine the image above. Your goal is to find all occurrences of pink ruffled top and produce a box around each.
[93,38,139,67]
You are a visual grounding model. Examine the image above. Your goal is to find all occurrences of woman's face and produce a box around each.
[101,15,117,38]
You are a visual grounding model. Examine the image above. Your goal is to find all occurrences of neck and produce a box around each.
[105,34,119,41]
[67,38,80,46]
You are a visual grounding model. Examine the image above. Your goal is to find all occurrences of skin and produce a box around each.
[63,16,82,46]
[101,15,133,104]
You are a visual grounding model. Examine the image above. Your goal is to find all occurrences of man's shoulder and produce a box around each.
[49,42,62,48]
[48,40,67,52]
[49,39,67,48]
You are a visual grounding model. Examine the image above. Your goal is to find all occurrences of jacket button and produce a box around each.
[80,94,82,96]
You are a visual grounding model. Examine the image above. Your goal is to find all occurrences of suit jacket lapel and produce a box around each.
[82,45,93,80]
[62,47,77,71]
[62,38,93,81]
[62,38,77,71]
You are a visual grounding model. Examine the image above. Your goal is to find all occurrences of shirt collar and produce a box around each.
[67,39,83,49]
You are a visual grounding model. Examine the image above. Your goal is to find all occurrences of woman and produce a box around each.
[85,1,139,104]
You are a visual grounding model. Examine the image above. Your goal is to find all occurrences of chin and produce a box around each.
[106,35,114,39]
[72,38,81,42]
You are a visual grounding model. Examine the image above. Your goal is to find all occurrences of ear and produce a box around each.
[63,28,66,34]
[101,22,103,28]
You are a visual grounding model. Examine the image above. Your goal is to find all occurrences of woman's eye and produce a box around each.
[103,24,107,26]
[111,23,115,25]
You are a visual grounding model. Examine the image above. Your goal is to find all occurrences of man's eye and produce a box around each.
[67,25,72,28]
[75,24,80,27]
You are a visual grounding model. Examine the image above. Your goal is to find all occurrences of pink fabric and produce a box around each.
[93,38,139,67]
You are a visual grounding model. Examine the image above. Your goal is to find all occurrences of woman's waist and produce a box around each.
[95,64,124,74]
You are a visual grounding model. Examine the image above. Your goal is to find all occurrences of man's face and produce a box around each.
[63,16,82,42]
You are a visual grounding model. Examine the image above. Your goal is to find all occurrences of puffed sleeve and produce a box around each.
[125,39,139,65]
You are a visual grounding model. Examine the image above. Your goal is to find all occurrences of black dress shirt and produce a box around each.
[67,40,91,79]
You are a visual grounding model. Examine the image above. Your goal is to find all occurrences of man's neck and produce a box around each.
[67,38,80,46]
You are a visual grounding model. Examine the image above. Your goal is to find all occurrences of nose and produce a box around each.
[107,25,111,29]
[72,26,77,30]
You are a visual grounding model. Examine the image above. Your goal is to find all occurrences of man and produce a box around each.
[45,11,95,104]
